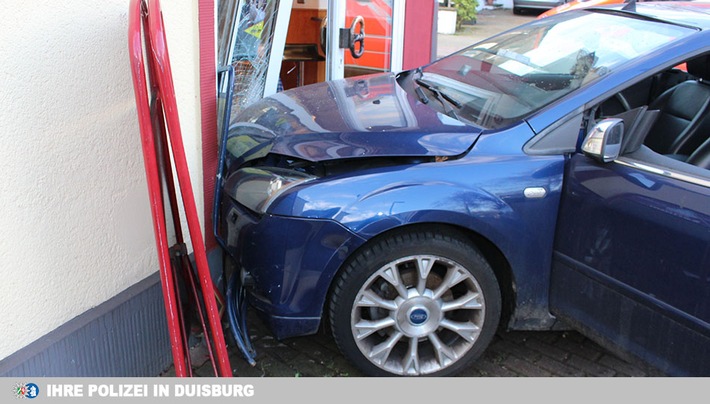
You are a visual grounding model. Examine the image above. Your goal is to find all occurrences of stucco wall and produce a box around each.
[0,0,202,360]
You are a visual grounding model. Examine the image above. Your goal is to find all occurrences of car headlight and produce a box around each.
[226,167,316,214]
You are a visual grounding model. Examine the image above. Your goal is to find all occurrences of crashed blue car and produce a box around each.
[218,2,710,376]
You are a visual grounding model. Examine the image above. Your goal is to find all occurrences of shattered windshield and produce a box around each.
[421,10,695,129]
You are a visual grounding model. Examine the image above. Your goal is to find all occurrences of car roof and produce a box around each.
[592,1,710,30]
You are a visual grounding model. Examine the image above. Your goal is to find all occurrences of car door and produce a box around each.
[550,145,710,375]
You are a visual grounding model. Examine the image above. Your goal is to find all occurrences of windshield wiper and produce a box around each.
[414,78,463,120]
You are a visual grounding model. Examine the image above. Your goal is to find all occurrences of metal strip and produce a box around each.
[326,0,345,80]
[264,0,294,97]
[616,157,710,188]
[390,0,405,73]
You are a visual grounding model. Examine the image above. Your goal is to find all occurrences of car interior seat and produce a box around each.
[643,54,710,157]
[686,135,710,170]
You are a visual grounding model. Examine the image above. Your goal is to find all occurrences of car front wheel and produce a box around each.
[329,229,501,376]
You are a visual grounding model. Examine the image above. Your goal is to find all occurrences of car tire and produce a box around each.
[329,228,502,376]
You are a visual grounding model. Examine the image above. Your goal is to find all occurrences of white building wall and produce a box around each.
[0,0,203,360]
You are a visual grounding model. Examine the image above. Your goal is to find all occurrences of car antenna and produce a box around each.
[622,0,636,12]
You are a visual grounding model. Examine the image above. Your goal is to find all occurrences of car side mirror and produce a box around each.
[582,118,624,163]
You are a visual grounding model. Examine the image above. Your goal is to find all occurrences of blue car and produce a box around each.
[218,2,710,376]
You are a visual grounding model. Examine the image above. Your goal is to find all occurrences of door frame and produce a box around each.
[264,0,294,97]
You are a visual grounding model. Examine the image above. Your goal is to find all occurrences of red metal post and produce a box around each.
[128,0,233,377]
[127,0,189,377]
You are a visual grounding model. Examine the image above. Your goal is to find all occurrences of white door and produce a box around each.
[326,0,404,80]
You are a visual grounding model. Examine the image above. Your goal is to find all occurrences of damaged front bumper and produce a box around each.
[221,195,366,342]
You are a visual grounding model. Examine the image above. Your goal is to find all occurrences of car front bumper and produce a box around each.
[221,196,366,340]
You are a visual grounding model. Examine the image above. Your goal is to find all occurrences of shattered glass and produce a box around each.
[218,0,282,117]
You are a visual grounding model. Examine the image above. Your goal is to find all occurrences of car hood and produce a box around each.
[225,73,483,164]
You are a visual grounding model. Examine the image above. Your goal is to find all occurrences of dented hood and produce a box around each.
[225,73,482,163]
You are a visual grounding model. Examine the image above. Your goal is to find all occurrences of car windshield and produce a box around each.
[421,10,695,129]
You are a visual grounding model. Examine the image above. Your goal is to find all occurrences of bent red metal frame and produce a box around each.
[128,0,232,377]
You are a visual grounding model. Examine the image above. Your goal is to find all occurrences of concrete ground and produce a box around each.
[163,8,665,378]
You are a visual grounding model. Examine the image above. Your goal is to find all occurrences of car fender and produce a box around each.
[269,151,566,329]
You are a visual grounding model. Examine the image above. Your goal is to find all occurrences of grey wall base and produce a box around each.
[0,272,172,377]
